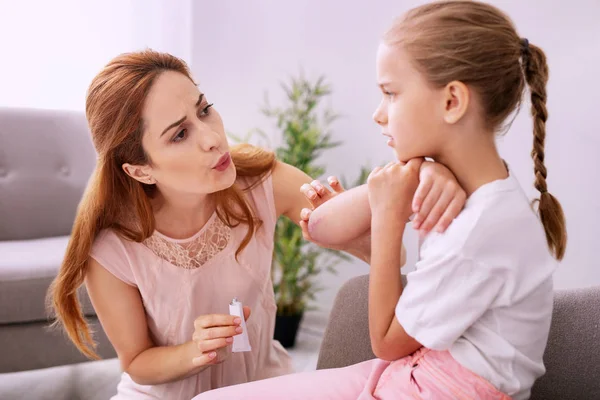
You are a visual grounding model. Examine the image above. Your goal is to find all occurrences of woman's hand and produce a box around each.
[190,307,251,367]
[299,176,348,250]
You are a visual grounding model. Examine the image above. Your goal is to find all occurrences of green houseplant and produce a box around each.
[233,73,369,348]
[266,75,369,348]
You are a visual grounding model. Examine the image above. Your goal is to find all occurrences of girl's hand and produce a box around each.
[368,159,423,222]
[412,161,466,235]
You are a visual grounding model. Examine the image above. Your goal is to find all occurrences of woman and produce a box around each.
[47,49,465,399]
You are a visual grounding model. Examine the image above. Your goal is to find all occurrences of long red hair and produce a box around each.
[47,50,275,359]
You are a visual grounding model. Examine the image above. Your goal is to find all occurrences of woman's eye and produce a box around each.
[199,103,214,117]
[173,129,187,143]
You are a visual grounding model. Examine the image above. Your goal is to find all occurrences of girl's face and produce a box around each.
[373,43,447,162]
[123,71,236,197]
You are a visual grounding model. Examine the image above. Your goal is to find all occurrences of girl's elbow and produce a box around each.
[371,337,392,361]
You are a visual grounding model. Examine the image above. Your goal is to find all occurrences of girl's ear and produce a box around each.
[441,80,470,124]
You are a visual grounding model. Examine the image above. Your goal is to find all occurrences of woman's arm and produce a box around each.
[85,258,203,385]
[85,259,241,385]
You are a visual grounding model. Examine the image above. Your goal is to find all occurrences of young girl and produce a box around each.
[194,1,567,399]
[47,50,464,399]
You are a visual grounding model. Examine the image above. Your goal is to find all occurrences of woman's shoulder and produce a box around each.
[89,228,139,286]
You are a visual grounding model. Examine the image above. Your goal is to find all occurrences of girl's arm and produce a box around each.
[369,211,421,360]
[273,160,466,264]
[306,184,371,247]
[305,161,466,248]
[271,161,370,261]
[367,160,424,361]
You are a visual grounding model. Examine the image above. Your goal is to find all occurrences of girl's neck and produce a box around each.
[436,133,508,198]
[151,188,216,240]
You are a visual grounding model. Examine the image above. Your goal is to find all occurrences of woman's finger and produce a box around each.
[192,351,218,367]
[243,306,251,321]
[194,314,239,330]
[195,337,232,353]
[310,180,329,197]
[300,208,312,221]
[300,184,319,205]
[195,325,241,341]
[327,176,344,193]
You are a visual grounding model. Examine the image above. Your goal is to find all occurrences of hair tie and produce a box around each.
[521,38,530,55]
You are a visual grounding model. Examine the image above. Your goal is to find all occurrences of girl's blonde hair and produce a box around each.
[385,0,566,260]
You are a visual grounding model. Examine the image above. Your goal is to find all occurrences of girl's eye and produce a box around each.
[173,129,187,143]
[199,103,214,117]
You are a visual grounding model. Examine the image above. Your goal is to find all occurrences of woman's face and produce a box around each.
[123,71,236,197]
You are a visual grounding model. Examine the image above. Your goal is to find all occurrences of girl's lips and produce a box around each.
[383,134,395,147]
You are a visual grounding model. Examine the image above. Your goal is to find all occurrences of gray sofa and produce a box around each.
[2,107,599,399]
[0,107,117,372]
[318,274,600,399]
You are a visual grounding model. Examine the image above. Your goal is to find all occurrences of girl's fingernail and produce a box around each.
[308,190,316,198]
[209,352,217,358]
[236,326,243,333]
[226,337,233,343]
[234,318,241,324]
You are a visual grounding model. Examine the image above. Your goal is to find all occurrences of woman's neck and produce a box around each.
[436,132,508,198]
[151,188,216,239]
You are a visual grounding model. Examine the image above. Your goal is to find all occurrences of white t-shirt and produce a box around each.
[395,170,557,400]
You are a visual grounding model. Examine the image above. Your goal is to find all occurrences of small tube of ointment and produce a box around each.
[229,297,251,352]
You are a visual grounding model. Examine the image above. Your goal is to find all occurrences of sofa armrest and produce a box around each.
[316,274,373,370]
[530,285,600,400]
[317,274,408,370]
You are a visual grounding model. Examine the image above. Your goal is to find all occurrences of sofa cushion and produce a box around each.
[530,285,600,400]
[317,275,600,400]
[0,107,96,241]
[0,236,96,324]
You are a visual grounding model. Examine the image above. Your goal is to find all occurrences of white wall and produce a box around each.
[190,0,600,320]
[0,0,192,111]
[2,0,597,322]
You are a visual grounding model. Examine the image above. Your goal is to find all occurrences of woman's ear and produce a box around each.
[122,163,156,185]
[442,80,470,124]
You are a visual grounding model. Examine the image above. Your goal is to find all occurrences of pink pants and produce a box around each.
[193,348,511,400]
